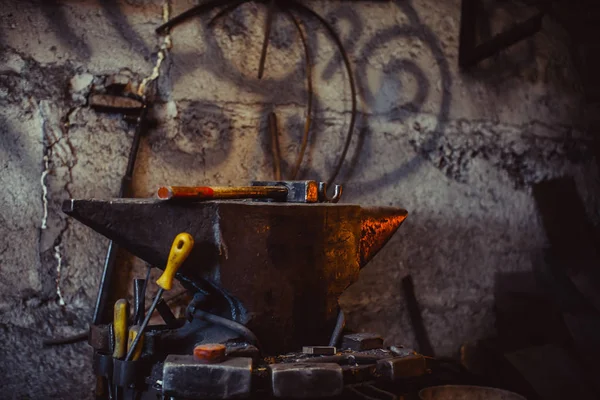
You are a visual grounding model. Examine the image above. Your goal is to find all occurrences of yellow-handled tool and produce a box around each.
[125,233,194,361]
[127,325,144,361]
[112,299,129,359]
[156,233,194,290]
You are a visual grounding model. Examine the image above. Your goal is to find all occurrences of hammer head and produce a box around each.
[63,198,407,354]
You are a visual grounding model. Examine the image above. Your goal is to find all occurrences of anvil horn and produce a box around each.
[359,207,408,267]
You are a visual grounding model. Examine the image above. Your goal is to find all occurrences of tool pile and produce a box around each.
[62,179,426,399]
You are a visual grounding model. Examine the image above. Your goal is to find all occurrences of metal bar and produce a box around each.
[122,104,147,189]
[468,13,543,67]
[328,309,345,347]
[93,242,119,325]
[43,331,88,346]
[401,275,434,357]
[458,0,477,68]
[156,0,238,33]
[125,288,163,362]
[92,104,147,325]
[459,0,544,68]
[156,298,179,328]
[137,265,152,324]
[269,112,282,180]
[133,279,146,326]
[285,10,313,181]
[286,0,357,187]
[258,0,276,79]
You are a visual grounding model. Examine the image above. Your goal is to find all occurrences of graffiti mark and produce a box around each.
[345,0,452,189]
[321,5,363,81]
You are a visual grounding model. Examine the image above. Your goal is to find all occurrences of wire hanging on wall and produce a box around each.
[156,0,357,187]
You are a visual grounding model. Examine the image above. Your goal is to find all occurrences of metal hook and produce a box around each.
[318,182,342,203]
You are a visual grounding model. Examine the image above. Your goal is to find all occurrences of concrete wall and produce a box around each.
[0,0,595,397]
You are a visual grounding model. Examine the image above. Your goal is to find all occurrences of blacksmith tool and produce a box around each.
[132,279,146,325]
[158,180,342,203]
[127,325,143,361]
[112,299,129,400]
[112,299,129,360]
[124,233,194,361]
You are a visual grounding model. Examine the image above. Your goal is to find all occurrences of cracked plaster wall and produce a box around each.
[0,0,597,398]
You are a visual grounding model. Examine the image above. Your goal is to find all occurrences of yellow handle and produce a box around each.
[127,325,144,361]
[156,232,194,290]
[112,299,129,359]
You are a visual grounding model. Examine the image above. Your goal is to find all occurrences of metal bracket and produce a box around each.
[459,0,544,69]
[318,182,342,203]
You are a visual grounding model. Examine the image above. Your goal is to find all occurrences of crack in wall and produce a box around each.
[38,98,80,305]
[137,0,171,97]
[53,244,65,306]
[40,155,50,230]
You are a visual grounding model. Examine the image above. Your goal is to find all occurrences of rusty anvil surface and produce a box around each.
[63,198,407,354]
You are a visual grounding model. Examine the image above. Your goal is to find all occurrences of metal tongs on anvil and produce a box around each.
[157,180,343,203]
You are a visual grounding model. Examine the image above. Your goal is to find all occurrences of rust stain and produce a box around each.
[306,181,319,203]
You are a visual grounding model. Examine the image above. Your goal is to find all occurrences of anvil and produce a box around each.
[63,198,407,354]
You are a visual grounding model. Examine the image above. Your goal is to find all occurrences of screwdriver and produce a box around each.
[127,325,144,361]
[112,299,129,359]
[124,232,194,361]
[112,299,129,400]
